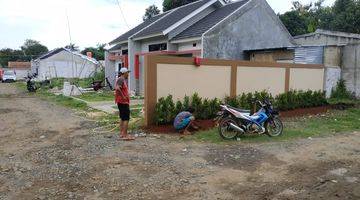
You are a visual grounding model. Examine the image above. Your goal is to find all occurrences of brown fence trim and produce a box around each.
[144,55,157,126]
[230,63,237,97]
[285,68,290,92]
[151,55,324,69]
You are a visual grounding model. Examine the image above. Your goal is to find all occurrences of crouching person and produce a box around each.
[173,107,199,135]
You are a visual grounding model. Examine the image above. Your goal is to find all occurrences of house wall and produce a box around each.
[36,50,98,80]
[13,69,30,80]
[178,41,202,52]
[144,55,325,125]
[324,46,342,67]
[249,49,294,62]
[294,35,360,46]
[342,44,360,97]
[128,39,141,93]
[139,37,168,95]
[105,51,116,87]
[203,0,294,60]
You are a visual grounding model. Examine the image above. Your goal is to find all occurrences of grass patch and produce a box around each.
[77,91,144,102]
[186,107,360,143]
[77,91,114,102]
[13,82,145,133]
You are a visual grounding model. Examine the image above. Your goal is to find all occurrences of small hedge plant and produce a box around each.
[154,90,328,124]
[330,79,353,100]
[154,93,221,125]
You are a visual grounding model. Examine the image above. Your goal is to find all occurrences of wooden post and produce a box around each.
[144,55,157,126]
[230,63,237,97]
[285,68,290,92]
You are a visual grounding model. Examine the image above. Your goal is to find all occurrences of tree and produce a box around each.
[0,48,28,67]
[20,39,48,59]
[279,0,360,36]
[143,5,160,21]
[162,0,199,12]
[65,43,79,51]
[279,11,309,36]
[81,44,106,60]
[331,0,360,33]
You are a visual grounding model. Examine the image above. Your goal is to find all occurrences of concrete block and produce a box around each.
[324,67,341,98]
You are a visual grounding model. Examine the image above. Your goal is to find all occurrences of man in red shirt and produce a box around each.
[115,68,134,141]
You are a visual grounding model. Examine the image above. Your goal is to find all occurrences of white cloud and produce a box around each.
[0,0,335,50]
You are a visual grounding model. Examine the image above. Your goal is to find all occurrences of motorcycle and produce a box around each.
[216,99,283,140]
[25,74,38,92]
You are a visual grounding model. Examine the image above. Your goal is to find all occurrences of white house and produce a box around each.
[31,48,100,80]
[106,0,295,94]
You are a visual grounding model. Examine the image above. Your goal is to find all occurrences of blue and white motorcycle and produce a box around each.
[217,99,283,140]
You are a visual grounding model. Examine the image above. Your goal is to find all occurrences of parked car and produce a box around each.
[2,71,17,82]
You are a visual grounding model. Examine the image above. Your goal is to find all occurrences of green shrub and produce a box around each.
[191,93,203,119]
[175,100,183,115]
[154,95,176,125]
[154,94,222,124]
[331,79,353,99]
[183,95,190,111]
[154,90,329,124]
[275,90,327,111]
[224,96,239,108]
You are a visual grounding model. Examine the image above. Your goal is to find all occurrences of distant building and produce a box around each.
[31,48,100,80]
[294,29,360,97]
[8,61,31,80]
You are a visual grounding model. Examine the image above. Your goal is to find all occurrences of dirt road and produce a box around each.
[0,83,359,200]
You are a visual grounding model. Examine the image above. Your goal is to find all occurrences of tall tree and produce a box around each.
[143,5,160,21]
[20,39,48,59]
[81,44,106,60]
[331,0,360,33]
[279,0,360,36]
[162,0,198,12]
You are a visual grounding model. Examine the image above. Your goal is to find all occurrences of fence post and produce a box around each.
[285,67,290,92]
[230,63,237,97]
[144,55,157,126]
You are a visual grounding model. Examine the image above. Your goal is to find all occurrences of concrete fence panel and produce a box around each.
[237,67,286,95]
[289,68,325,91]
[144,55,324,126]
[157,64,231,101]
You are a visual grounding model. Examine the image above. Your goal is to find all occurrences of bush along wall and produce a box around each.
[154,90,328,125]
[154,93,221,125]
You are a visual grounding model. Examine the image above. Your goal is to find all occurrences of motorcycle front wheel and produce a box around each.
[218,118,239,140]
[265,117,283,137]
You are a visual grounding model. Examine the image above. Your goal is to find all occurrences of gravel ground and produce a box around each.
[0,83,359,200]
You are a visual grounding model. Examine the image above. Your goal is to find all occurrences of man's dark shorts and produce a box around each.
[117,103,130,121]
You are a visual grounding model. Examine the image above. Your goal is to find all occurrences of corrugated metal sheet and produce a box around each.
[294,46,324,64]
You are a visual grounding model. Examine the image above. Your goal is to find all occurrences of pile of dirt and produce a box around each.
[144,119,216,134]
[280,106,330,118]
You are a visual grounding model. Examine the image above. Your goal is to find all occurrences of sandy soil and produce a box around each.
[0,83,359,200]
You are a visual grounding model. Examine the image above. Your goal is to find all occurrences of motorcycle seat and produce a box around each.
[228,106,251,113]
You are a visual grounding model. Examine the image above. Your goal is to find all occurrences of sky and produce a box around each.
[0,0,336,50]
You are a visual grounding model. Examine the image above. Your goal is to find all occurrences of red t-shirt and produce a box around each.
[114,77,130,104]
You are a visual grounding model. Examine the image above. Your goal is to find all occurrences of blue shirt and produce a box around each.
[173,111,192,128]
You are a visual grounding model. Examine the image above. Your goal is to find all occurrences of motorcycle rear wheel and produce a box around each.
[218,118,239,140]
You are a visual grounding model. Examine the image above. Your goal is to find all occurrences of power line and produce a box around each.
[115,0,131,29]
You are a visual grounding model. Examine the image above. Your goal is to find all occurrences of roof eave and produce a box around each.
[170,37,202,44]
[131,33,164,41]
